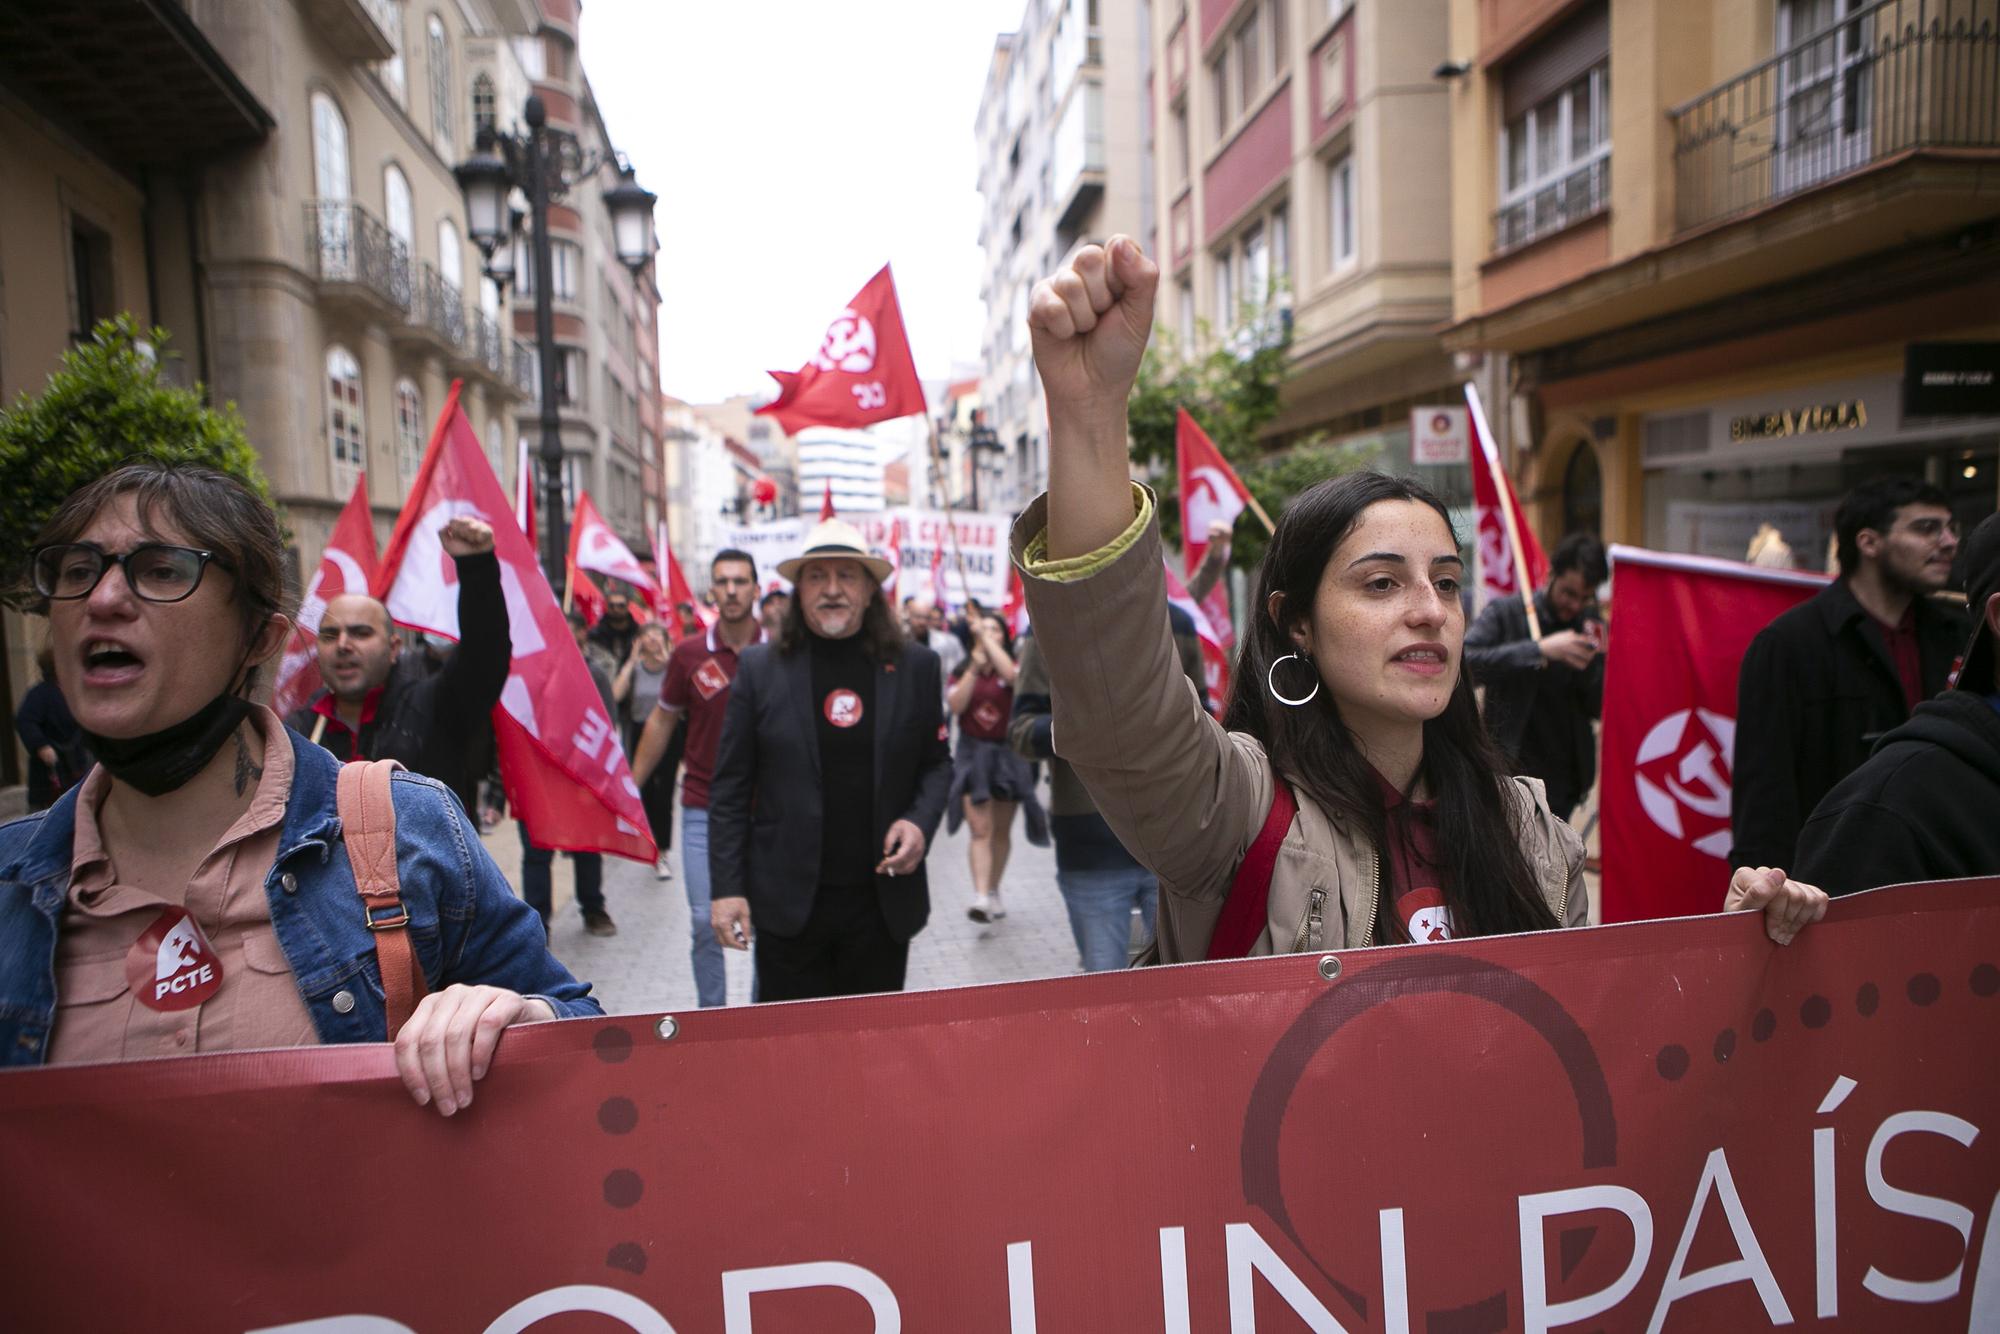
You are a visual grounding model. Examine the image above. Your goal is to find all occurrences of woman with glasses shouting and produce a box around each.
[0,464,600,1115]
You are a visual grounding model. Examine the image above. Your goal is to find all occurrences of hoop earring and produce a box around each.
[1267,652,1320,707]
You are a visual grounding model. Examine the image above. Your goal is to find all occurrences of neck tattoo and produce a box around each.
[233,727,263,798]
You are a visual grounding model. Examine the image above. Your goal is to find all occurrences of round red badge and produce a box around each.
[823,688,865,728]
[125,906,223,1012]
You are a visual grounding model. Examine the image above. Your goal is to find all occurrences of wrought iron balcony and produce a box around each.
[1672,0,2000,233]
[512,339,538,396]
[470,309,509,382]
[407,262,468,353]
[304,200,410,316]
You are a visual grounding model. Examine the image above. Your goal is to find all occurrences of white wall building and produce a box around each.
[796,427,887,514]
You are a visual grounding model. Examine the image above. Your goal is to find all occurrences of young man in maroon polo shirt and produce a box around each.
[630,548,761,1008]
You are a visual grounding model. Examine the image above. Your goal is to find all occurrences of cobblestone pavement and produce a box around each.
[481,802,1082,1016]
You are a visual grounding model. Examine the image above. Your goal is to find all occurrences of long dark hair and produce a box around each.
[776,574,906,661]
[1220,471,1558,940]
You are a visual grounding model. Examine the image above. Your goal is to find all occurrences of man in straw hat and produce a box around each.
[1793,511,2000,895]
[705,516,952,1000]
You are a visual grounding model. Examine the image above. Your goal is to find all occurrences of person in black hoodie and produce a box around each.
[1794,512,2000,895]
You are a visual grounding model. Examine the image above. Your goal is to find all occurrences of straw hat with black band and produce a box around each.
[1955,512,2000,691]
[777,518,894,584]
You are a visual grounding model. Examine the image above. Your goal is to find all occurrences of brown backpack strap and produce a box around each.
[336,759,428,1039]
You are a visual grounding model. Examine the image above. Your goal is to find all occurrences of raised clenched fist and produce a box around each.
[439,516,495,558]
[1027,235,1159,414]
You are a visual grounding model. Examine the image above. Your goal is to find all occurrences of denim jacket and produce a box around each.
[0,725,599,1066]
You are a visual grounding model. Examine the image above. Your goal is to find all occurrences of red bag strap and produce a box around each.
[1206,767,1298,960]
[336,759,428,1038]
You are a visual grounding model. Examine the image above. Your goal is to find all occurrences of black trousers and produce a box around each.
[755,881,908,1002]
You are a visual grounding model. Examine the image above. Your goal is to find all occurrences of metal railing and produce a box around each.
[1493,154,1611,253]
[410,263,467,351]
[470,309,507,379]
[304,200,410,311]
[1672,0,2000,233]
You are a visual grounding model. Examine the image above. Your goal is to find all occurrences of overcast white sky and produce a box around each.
[578,0,1026,405]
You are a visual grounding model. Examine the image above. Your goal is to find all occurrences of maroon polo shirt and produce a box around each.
[1874,605,1923,712]
[659,622,763,810]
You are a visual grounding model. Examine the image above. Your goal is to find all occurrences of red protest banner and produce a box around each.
[3,880,1995,1331]
[1601,546,1829,923]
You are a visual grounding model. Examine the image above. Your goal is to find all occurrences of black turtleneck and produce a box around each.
[810,631,877,886]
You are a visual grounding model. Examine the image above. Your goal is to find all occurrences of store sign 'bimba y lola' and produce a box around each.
[1730,398,1869,442]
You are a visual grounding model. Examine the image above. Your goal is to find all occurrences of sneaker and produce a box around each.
[989,894,1007,920]
[655,855,673,881]
[968,893,993,924]
[583,908,618,937]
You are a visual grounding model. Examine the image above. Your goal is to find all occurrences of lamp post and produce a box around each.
[455,96,656,581]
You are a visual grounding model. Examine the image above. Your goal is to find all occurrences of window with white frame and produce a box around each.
[383,165,413,252]
[436,218,462,292]
[311,92,350,200]
[427,15,453,154]
[514,238,579,300]
[1271,204,1290,290]
[1496,62,1610,251]
[1210,0,1288,140]
[513,35,545,79]
[1176,278,1195,350]
[327,346,365,494]
[1241,222,1269,306]
[471,72,495,136]
[394,378,424,486]
[556,346,583,409]
[1213,249,1236,328]
[1328,153,1357,270]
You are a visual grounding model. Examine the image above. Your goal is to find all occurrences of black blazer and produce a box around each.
[1730,579,1967,872]
[707,636,952,941]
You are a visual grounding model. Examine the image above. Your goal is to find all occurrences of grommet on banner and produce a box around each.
[654,1016,679,1041]
[1317,955,1341,982]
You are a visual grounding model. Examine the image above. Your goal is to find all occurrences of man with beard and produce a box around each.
[1731,476,1967,872]
[587,590,641,664]
[290,516,506,816]
[706,520,951,1001]
[631,549,763,1006]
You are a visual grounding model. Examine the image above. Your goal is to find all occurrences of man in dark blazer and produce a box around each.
[707,518,952,1001]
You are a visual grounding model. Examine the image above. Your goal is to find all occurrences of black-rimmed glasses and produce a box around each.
[31,543,227,604]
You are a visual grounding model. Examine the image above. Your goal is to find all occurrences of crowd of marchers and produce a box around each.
[4,239,1997,1118]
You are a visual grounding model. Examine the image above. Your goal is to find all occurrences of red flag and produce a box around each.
[1175,408,1246,652]
[929,541,949,612]
[880,516,904,604]
[820,479,837,521]
[1599,546,1828,922]
[1466,382,1549,616]
[755,264,927,434]
[1164,558,1230,714]
[376,383,656,862]
[514,434,536,552]
[272,475,378,719]
[570,491,660,595]
[1003,563,1029,640]
[652,521,712,637]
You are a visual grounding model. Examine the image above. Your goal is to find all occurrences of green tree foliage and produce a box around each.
[1128,318,1379,572]
[0,317,274,605]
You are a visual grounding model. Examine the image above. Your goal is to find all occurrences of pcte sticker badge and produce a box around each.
[125,906,223,1012]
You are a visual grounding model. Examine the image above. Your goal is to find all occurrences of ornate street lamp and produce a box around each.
[454,95,658,580]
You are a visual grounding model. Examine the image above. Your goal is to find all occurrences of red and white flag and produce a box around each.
[879,516,905,604]
[652,522,712,635]
[1003,564,1029,640]
[272,476,378,719]
[514,435,536,552]
[570,491,660,596]
[756,264,928,434]
[1175,408,1245,655]
[1163,559,1229,715]
[1466,382,1549,614]
[1599,546,1827,923]
[376,383,656,862]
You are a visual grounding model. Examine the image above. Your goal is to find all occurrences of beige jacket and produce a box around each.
[1012,493,1588,962]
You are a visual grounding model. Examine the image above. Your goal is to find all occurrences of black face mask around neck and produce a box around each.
[84,692,254,798]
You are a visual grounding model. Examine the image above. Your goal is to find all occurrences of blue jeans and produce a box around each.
[681,806,727,1008]
[1057,864,1157,972]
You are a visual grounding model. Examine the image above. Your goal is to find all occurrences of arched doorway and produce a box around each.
[1561,439,1603,539]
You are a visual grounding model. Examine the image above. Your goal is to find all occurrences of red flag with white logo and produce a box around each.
[755,265,928,434]
[1599,546,1827,922]
[1466,382,1549,615]
[375,383,655,862]
[1163,558,1229,714]
[571,491,660,596]
[1174,408,1245,652]
[272,475,378,719]
[652,522,712,636]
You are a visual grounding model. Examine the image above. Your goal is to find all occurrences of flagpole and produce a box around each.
[1242,490,1277,537]
[1465,382,1542,640]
